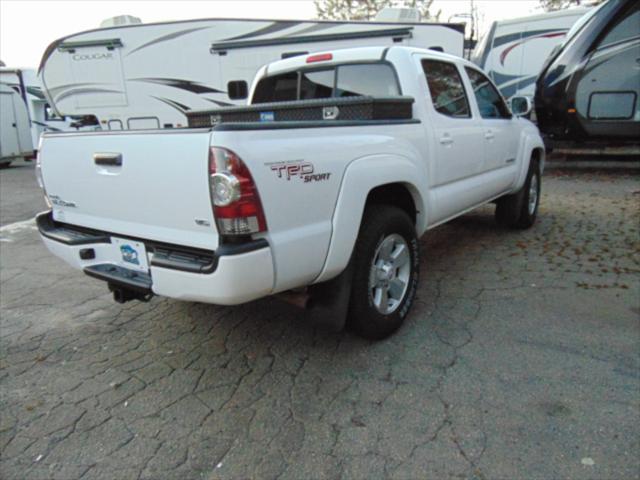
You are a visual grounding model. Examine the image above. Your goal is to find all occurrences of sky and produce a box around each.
[1,0,542,68]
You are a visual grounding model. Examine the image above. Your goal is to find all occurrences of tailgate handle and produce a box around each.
[94,153,122,166]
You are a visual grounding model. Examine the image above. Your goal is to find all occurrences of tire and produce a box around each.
[0,161,11,169]
[347,205,419,340]
[495,157,541,229]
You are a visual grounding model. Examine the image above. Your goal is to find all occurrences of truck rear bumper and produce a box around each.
[150,248,273,305]
[37,211,274,305]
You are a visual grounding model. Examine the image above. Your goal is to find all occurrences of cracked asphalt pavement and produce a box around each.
[1,159,639,479]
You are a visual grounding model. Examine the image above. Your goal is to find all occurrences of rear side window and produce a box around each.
[252,63,400,103]
[421,60,470,118]
[465,67,511,119]
[251,71,297,103]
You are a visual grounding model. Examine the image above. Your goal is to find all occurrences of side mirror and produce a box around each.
[511,96,533,117]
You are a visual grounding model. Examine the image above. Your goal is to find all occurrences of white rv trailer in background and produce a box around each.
[0,68,98,160]
[0,70,34,166]
[39,13,465,129]
[471,7,590,102]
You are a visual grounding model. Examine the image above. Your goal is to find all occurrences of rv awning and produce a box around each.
[58,39,123,52]
[210,27,413,53]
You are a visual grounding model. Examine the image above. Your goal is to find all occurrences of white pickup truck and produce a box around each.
[36,46,544,339]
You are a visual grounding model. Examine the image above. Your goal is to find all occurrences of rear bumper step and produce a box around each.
[36,211,109,245]
[151,247,215,273]
[84,264,152,293]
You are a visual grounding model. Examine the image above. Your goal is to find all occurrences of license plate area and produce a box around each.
[111,237,149,273]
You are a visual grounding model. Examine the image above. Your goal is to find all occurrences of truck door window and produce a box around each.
[421,60,470,118]
[299,69,334,100]
[335,64,399,97]
[465,67,511,119]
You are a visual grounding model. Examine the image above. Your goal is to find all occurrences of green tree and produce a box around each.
[314,0,440,21]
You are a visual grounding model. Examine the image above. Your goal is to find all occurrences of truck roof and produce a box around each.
[264,45,471,76]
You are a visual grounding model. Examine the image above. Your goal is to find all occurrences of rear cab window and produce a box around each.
[252,63,400,103]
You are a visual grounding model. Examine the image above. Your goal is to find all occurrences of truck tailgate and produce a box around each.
[39,129,219,250]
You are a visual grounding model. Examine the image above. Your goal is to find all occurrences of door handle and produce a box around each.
[439,134,453,145]
[94,152,122,166]
[484,130,495,140]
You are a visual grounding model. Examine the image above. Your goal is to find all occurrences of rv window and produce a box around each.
[465,68,511,119]
[108,120,123,130]
[299,70,334,100]
[335,64,399,97]
[588,91,636,120]
[422,60,470,118]
[127,117,160,130]
[227,81,248,100]
[252,71,298,103]
[596,5,640,49]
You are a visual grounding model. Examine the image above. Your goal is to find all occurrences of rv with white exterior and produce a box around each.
[471,7,590,102]
[0,72,33,166]
[39,14,464,129]
[0,68,96,158]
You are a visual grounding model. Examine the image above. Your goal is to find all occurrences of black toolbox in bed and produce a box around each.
[187,96,414,128]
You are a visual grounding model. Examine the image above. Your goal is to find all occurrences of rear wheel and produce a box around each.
[495,157,541,229]
[348,205,419,340]
[0,161,11,169]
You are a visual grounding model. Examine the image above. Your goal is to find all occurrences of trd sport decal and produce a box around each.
[267,161,331,183]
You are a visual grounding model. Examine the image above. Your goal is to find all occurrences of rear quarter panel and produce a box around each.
[213,123,425,292]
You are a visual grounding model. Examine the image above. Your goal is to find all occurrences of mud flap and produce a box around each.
[305,258,355,332]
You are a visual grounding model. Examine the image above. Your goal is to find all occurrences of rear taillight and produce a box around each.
[208,147,267,235]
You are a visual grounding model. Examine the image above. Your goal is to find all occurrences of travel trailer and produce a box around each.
[39,13,465,129]
[535,0,639,147]
[0,71,33,166]
[0,68,97,156]
[471,7,590,102]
